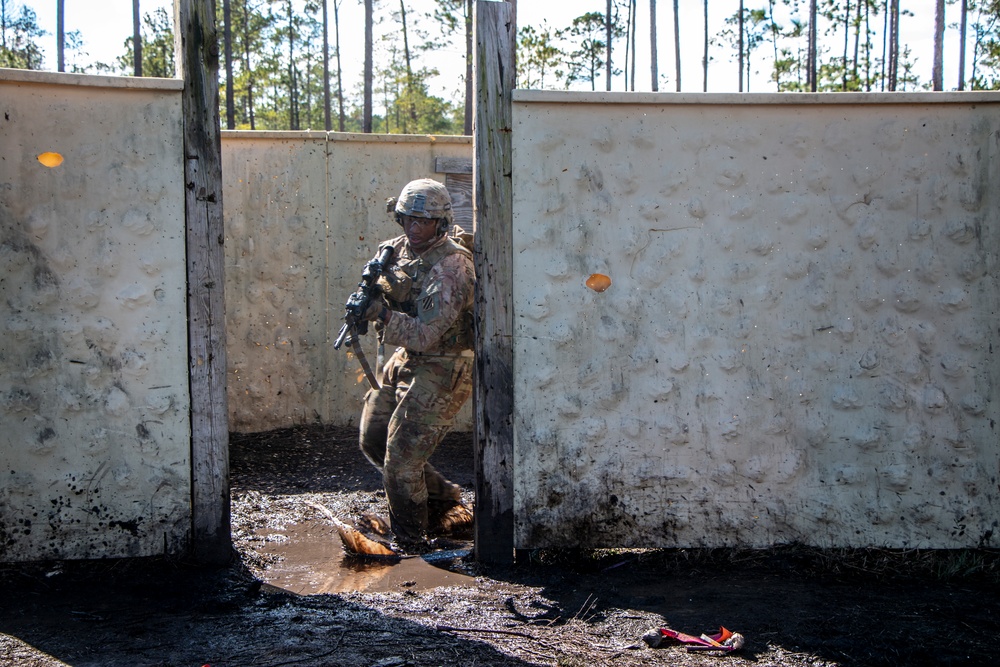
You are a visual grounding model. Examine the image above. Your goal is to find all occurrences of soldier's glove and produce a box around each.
[363,300,390,324]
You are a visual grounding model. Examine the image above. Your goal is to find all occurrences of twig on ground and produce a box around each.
[572,594,599,622]
[436,624,537,639]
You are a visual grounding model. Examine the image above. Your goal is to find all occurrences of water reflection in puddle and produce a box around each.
[257,522,476,595]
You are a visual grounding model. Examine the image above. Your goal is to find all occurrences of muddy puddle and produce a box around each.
[257,521,477,595]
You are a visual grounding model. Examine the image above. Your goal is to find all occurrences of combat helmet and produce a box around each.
[389,178,454,235]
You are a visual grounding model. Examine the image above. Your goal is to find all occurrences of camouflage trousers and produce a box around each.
[359,347,473,542]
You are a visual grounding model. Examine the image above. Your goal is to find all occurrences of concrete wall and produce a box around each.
[511,91,1000,550]
[222,132,473,433]
[0,70,190,561]
[0,69,472,562]
[6,67,998,560]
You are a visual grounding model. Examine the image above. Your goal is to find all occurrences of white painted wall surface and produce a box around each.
[512,91,1000,549]
[222,133,473,433]
[0,70,190,561]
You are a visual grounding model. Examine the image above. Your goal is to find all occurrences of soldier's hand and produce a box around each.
[363,300,390,324]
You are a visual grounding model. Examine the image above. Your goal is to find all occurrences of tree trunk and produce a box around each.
[738,0,744,92]
[399,0,417,128]
[335,0,345,131]
[620,0,632,90]
[852,0,861,85]
[464,0,472,134]
[808,0,817,91]
[880,0,887,90]
[223,0,234,129]
[241,0,255,129]
[630,0,637,91]
[649,0,658,91]
[970,2,981,86]
[322,0,331,131]
[843,0,850,90]
[958,0,968,90]
[133,0,143,76]
[702,0,708,91]
[605,0,611,91]
[932,0,944,90]
[673,0,681,91]
[54,0,64,71]
[303,48,314,129]
[364,0,373,132]
[287,0,298,130]
[865,0,874,90]
[888,0,899,91]
[768,0,779,90]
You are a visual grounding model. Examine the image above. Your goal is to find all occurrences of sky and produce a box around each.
[22,0,969,97]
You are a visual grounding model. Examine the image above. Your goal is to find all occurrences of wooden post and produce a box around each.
[175,0,231,565]
[472,0,515,565]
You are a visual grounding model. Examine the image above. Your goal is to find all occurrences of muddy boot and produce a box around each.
[359,512,391,537]
[427,500,474,539]
[390,533,435,555]
[392,533,468,555]
[333,516,398,560]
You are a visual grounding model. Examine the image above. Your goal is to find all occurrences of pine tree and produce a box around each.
[0,0,44,69]
[428,0,473,134]
[517,22,563,89]
[564,11,623,90]
[117,7,174,78]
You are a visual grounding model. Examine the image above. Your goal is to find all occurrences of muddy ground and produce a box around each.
[2,424,999,667]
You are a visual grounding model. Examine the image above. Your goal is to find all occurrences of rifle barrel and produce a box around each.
[333,322,350,350]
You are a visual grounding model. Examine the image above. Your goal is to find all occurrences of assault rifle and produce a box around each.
[333,245,394,389]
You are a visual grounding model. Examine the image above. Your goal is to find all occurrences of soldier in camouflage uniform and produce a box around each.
[358,178,475,548]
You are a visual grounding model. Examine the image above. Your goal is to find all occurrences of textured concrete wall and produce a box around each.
[512,91,1000,550]
[223,132,473,433]
[0,70,190,561]
[7,69,995,560]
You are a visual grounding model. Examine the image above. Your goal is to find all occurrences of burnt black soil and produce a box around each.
[2,424,999,667]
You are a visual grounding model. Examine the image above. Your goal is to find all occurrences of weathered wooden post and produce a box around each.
[175,0,231,565]
[472,0,515,564]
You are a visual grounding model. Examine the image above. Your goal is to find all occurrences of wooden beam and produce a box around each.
[435,156,473,174]
[444,173,473,234]
[175,0,231,565]
[472,0,515,565]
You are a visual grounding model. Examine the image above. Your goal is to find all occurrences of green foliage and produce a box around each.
[222,0,278,129]
[9,1,1000,127]
[517,22,565,89]
[114,7,175,77]
[365,2,462,135]
[377,69,460,134]
[744,8,773,90]
[0,0,44,69]
[563,12,615,90]
[969,0,1000,88]
[426,0,468,47]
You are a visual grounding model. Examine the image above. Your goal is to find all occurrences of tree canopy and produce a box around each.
[8,0,1000,132]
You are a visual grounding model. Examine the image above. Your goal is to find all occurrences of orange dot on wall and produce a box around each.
[37,152,64,168]
[585,273,612,293]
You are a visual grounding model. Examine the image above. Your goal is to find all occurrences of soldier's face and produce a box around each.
[401,214,439,253]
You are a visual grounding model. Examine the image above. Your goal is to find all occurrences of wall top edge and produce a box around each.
[0,68,183,91]
[221,130,471,144]
[222,130,330,141]
[514,89,1000,106]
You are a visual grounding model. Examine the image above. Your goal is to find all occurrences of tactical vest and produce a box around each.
[376,232,474,353]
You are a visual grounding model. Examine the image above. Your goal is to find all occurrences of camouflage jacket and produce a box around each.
[375,232,475,354]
